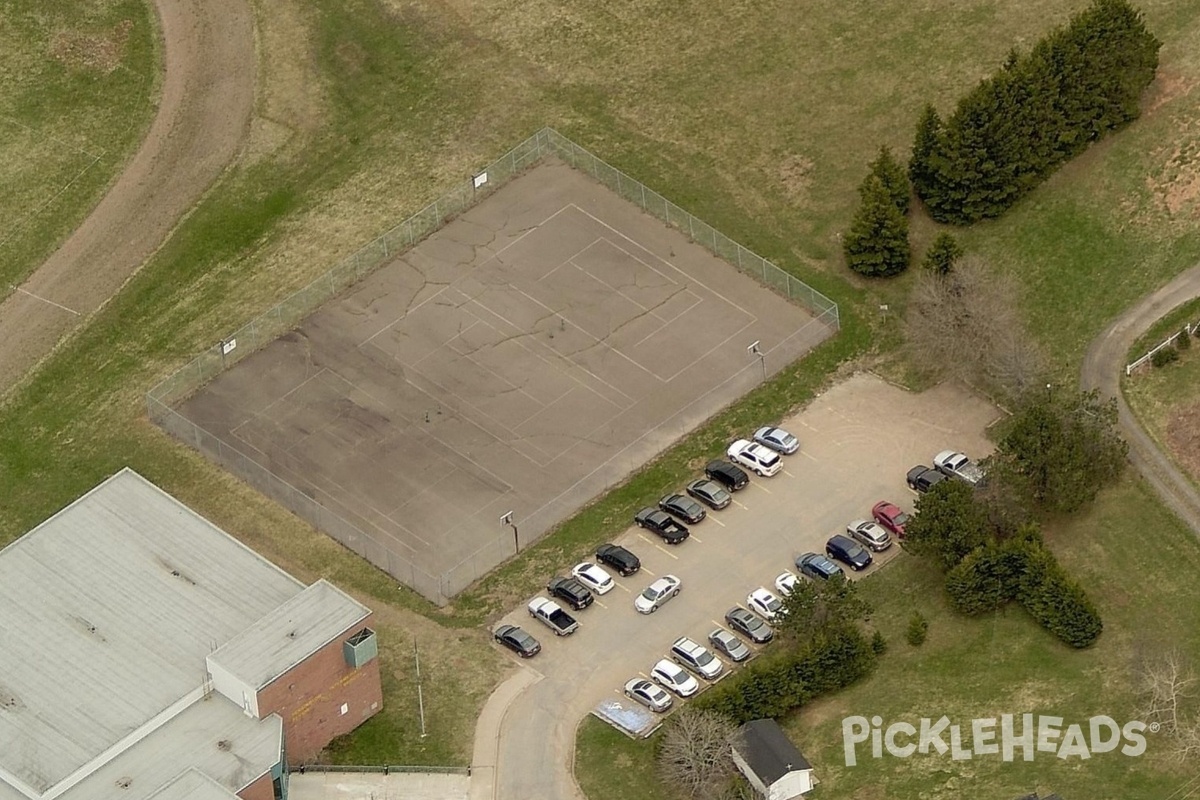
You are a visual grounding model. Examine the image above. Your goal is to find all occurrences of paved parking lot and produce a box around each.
[485,373,1004,800]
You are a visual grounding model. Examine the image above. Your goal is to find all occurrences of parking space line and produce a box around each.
[709,517,726,527]
[641,568,657,577]
[782,468,797,478]
[593,600,607,609]
[732,499,749,509]
[613,583,631,592]
[756,484,773,494]
[690,535,703,543]
[799,420,819,432]
[654,544,679,559]
[801,451,819,462]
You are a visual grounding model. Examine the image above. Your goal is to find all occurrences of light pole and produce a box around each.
[747,341,766,382]
[500,510,518,554]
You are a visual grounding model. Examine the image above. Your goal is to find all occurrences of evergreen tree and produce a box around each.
[908,104,943,201]
[867,145,911,215]
[843,175,910,278]
[921,232,964,274]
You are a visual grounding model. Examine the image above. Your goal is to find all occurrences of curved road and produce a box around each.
[0,0,256,399]
[1080,264,1200,536]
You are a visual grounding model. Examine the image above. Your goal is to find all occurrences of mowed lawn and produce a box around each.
[2,0,1200,774]
[0,0,158,290]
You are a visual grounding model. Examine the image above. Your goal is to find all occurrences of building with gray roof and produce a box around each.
[0,469,382,800]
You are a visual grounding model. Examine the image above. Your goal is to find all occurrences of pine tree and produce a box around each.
[844,175,911,278]
[867,145,911,215]
[921,232,964,274]
[908,104,943,201]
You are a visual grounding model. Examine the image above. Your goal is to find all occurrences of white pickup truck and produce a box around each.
[527,596,579,636]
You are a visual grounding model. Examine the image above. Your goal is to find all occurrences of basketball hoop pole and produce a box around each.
[501,511,518,554]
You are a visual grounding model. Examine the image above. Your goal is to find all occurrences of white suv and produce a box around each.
[671,636,725,680]
[727,439,781,477]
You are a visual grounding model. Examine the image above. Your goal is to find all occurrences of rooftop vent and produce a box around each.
[343,627,378,668]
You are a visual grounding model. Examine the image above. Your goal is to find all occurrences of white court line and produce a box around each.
[230,366,332,440]
[12,286,81,315]
[568,204,759,319]
[357,202,580,348]
[440,317,549,415]
[509,282,660,382]
[657,318,757,384]
[623,289,703,350]
[358,284,451,347]
[466,292,637,408]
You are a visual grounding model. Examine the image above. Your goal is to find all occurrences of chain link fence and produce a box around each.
[146,128,839,605]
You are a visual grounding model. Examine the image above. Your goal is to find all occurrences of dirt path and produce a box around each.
[0,0,256,400]
[1081,264,1200,536]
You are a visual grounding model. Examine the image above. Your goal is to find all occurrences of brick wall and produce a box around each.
[256,615,384,763]
[237,771,275,800]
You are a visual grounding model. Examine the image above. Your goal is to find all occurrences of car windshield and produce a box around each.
[695,650,713,665]
[765,597,781,611]
[894,512,910,525]
[642,588,659,600]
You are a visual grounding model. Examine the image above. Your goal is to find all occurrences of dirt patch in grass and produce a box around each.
[49,19,133,74]
[1165,398,1200,483]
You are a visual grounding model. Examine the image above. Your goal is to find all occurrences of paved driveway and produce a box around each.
[478,373,1003,800]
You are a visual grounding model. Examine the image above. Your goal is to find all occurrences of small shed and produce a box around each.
[731,719,815,799]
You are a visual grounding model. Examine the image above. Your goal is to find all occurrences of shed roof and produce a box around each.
[736,719,812,785]
[208,579,371,689]
[0,469,302,795]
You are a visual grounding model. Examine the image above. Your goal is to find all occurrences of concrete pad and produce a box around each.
[288,772,469,800]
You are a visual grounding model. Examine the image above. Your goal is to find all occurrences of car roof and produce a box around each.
[829,534,857,548]
[495,623,516,635]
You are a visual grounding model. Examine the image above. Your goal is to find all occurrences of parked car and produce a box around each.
[906,465,948,494]
[774,570,799,597]
[727,439,782,477]
[871,500,910,539]
[634,508,690,544]
[795,552,845,582]
[846,519,893,552]
[671,637,725,680]
[686,478,732,510]
[725,606,774,644]
[747,587,785,620]
[651,658,700,697]
[493,624,541,658]
[659,493,707,524]
[547,575,594,610]
[709,627,752,662]
[571,561,615,595]
[933,450,987,486]
[753,426,800,455]
[704,460,750,492]
[527,597,579,636]
[625,678,673,713]
[826,534,873,571]
[596,543,641,576]
[635,575,682,614]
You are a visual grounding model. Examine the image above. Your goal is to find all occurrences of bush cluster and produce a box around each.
[909,0,1160,223]
[694,628,875,724]
[944,530,1103,648]
[1152,345,1180,367]
[905,612,928,647]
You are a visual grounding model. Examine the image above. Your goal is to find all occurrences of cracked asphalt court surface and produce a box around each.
[176,160,831,597]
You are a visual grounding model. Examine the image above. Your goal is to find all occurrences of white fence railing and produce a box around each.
[1126,320,1200,375]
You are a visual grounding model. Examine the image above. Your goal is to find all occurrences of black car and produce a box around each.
[906,465,949,494]
[596,543,641,576]
[634,508,690,544]
[795,552,845,582]
[686,478,732,510]
[493,624,541,658]
[725,606,774,644]
[659,493,707,524]
[704,460,750,492]
[825,534,873,571]
[547,576,594,610]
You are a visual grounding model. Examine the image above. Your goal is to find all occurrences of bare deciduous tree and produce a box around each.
[904,255,1044,400]
[1132,647,1196,735]
[656,708,738,799]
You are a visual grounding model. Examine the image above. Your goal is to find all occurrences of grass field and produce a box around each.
[1124,332,1200,493]
[3,0,1200,777]
[0,0,158,291]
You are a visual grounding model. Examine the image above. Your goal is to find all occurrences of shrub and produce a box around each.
[843,175,911,278]
[944,534,1038,615]
[871,630,888,655]
[1017,547,1103,648]
[695,628,875,723]
[921,232,964,275]
[906,612,929,647]
[1177,328,1192,351]
[1152,345,1179,367]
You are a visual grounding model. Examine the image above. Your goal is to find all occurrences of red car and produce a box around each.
[872,501,911,539]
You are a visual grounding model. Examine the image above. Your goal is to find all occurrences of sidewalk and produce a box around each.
[288,772,468,800]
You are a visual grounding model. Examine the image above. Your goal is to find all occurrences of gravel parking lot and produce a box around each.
[487,373,1004,799]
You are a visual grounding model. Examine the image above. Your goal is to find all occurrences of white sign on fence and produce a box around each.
[473,172,488,189]
[221,339,237,355]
